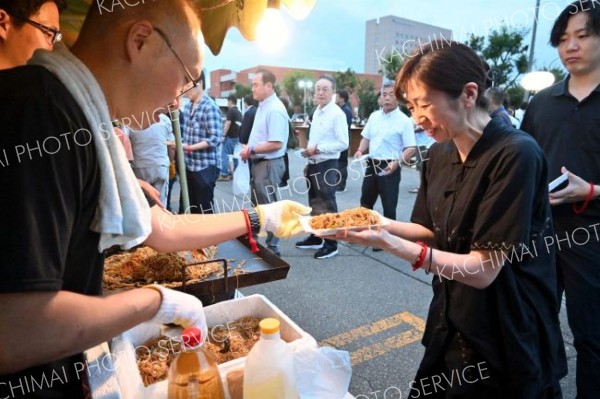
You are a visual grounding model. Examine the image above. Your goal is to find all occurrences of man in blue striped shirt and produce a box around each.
[181,71,223,213]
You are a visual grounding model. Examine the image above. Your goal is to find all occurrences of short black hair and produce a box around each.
[199,70,206,90]
[227,94,237,103]
[244,94,256,106]
[0,0,67,20]
[336,89,349,103]
[550,0,600,47]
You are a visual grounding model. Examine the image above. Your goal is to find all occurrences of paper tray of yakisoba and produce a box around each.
[300,207,390,237]
[102,237,290,299]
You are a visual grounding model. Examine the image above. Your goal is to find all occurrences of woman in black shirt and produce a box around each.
[334,42,566,398]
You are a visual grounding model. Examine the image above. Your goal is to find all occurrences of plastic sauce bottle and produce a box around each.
[168,327,226,399]
[243,318,299,399]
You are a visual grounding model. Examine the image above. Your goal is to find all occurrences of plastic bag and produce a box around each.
[294,346,352,399]
[233,161,250,197]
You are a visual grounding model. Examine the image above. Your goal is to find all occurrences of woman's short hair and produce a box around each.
[395,41,492,110]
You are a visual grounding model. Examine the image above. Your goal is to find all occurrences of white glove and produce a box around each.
[144,285,208,343]
[256,200,312,238]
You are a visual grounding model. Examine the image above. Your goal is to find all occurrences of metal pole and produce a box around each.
[169,109,190,213]
[524,0,541,101]
[303,85,307,115]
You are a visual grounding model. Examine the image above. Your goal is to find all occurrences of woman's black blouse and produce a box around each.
[411,118,567,392]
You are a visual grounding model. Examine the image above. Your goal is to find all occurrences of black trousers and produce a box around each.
[306,159,339,249]
[185,165,218,214]
[556,225,600,398]
[360,159,401,220]
[337,149,348,190]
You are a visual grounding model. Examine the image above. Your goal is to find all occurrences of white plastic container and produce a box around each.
[110,294,316,399]
[243,318,299,399]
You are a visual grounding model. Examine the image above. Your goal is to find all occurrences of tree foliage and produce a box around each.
[233,83,251,99]
[356,79,379,120]
[467,25,529,88]
[282,71,314,111]
[378,51,405,82]
[541,66,567,83]
[334,68,360,93]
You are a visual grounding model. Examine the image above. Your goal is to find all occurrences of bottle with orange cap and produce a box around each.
[168,327,226,399]
[243,318,300,399]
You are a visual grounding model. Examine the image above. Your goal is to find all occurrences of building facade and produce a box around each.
[365,15,453,74]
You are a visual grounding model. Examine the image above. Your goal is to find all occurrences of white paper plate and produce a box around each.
[299,212,389,236]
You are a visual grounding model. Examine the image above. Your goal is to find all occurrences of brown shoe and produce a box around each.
[217,174,232,181]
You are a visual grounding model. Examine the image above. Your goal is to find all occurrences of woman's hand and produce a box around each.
[328,227,395,250]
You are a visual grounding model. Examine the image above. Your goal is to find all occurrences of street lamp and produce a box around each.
[521,71,555,93]
[298,79,313,117]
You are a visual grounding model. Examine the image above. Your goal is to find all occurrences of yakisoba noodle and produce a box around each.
[309,207,380,230]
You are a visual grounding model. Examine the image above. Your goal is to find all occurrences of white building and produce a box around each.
[365,16,453,74]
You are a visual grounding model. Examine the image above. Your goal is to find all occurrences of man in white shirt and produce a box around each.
[354,83,415,250]
[295,75,349,259]
[240,69,289,255]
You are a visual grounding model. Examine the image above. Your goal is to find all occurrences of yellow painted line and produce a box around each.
[321,311,424,347]
[320,311,426,366]
[350,327,423,365]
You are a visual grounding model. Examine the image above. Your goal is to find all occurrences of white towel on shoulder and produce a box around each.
[29,44,152,251]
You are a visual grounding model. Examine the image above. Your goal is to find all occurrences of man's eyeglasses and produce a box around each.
[13,15,62,45]
[154,27,201,98]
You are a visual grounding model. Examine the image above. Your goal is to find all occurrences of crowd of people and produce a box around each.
[0,0,599,398]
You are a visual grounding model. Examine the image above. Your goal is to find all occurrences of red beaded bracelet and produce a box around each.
[573,182,595,215]
[412,241,428,271]
[241,209,259,253]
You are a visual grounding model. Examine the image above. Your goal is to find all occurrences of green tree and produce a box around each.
[356,79,379,120]
[378,51,405,82]
[334,68,360,93]
[282,71,314,111]
[233,83,251,99]
[467,25,529,87]
[541,66,567,83]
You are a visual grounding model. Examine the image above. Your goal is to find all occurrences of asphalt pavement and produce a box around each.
[170,150,576,398]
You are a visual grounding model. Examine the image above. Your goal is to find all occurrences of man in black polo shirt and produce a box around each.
[521,1,600,397]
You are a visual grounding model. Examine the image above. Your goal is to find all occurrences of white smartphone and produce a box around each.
[549,172,569,192]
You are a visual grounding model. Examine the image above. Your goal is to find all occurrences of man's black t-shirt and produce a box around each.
[226,106,242,138]
[521,78,600,232]
[0,66,103,398]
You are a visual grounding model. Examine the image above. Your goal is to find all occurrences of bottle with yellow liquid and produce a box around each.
[243,318,299,399]
[168,327,226,399]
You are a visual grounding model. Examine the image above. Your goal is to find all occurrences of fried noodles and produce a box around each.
[309,207,380,230]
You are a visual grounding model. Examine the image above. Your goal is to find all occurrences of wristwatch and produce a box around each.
[250,146,256,156]
[246,208,261,235]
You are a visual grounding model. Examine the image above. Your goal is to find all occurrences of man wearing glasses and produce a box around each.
[0,0,65,70]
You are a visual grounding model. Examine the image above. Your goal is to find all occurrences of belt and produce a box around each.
[252,156,284,164]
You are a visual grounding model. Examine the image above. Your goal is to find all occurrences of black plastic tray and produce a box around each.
[175,236,290,304]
